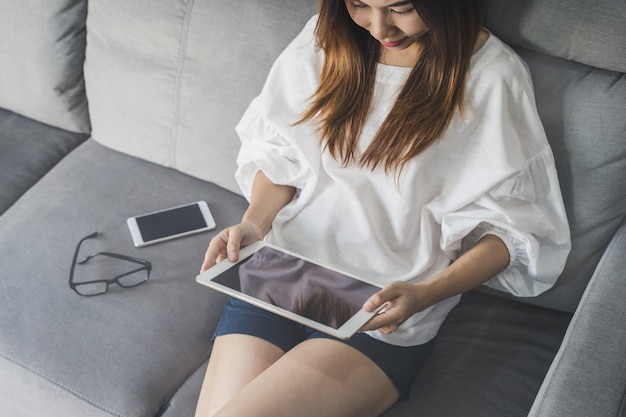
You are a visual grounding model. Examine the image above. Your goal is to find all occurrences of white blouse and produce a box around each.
[234,16,571,346]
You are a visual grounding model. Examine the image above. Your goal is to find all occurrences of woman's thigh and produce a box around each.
[195,334,285,417]
[213,337,399,417]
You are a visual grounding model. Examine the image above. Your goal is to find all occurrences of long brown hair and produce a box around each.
[298,0,485,175]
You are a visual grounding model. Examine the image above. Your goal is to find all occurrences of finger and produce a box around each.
[200,256,213,273]
[359,304,396,332]
[363,285,402,312]
[378,325,400,335]
[225,227,243,262]
[200,232,229,272]
[200,245,221,272]
[365,313,401,334]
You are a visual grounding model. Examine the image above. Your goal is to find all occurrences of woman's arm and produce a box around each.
[200,171,296,272]
[361,234,510,334]
[242,171,297,238]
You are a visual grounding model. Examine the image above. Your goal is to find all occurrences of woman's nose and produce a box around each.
[368,12,395,40]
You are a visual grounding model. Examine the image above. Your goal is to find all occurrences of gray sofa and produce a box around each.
[0,0,624,416]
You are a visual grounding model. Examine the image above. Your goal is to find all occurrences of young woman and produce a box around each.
[195,0,571,416]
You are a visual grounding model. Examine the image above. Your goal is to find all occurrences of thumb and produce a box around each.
[225,233,242,263]
[363,285,399,312]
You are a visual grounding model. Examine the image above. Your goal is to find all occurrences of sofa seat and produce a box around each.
[0,139,573,417]
[1,0,624,415]
[158,291,575,417]
[383,291,572,417]
[0,108,88,215]
[162,291,574,417]
[0,140,245,417]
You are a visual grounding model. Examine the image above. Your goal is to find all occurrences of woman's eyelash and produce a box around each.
[391,8,415,15]
[350,2,415,14]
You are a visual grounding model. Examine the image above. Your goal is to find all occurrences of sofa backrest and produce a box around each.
[0,0,90,134]
[84,0,318,194]
[484,0,626,312]
[83,0,625,313]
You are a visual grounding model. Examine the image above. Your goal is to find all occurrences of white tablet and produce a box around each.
[195,241,384,340]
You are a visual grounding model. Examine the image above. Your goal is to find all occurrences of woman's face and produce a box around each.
[344,0,429,66]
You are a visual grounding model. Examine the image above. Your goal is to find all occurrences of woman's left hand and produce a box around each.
[359,281,425,334]
[359,235,511,335]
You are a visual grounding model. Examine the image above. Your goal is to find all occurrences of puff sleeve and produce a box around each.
[234,17,321,201]
[442,146,571,296]
[438,43,571,297]
[235,99,312,199]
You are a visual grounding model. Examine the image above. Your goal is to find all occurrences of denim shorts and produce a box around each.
[213,297,433,398]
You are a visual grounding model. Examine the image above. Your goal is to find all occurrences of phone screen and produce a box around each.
[136,203,208,242]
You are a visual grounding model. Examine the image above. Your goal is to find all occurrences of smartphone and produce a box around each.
[127,201,216,247]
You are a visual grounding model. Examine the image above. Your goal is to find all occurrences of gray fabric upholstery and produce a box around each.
[477,46,626,313]
[84,0,318,194]
[159,362,207,417]
[0,140,245,416]
[159,292,573,417]
[0,0,90,133]
[520,49,626,312]
[482,1,626,313]
[529,219,626,417]
[383,291,572,417]
[0,108,88,215]
[486,0,626,73]
[1,0,624,415]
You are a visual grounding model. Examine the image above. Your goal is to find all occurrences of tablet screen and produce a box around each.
[212,246,381,330]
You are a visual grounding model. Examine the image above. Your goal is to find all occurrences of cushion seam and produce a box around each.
[168,0,196,170]
[0,351,120,417]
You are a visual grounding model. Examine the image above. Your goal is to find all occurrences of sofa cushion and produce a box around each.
[159,362,207,417]
[529,219,626,417]
[0,108,88,215]
[84,0,318,194]
[160,292,572,417]
[486,0,626,73]
[0,140,247,417]
[484,0,626,314]
[523,50,626,312]
[0,0,90,133]
[484,0,626,313]
[382,291,571,417]
[475,46,626,313]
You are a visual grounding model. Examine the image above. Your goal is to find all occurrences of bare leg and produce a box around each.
[212,338,399,417]
[194,334,285,417]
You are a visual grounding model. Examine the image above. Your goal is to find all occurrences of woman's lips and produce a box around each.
[379,38,405,48]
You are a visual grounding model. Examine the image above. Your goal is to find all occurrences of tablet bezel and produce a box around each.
[195,241,384,340]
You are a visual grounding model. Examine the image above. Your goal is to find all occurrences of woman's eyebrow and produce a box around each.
[354,0,412,6]
[388,1,412,6]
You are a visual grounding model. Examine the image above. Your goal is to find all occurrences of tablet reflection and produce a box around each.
[218,247,380,329]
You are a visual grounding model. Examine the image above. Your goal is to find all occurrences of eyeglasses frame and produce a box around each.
[69,232,152,296]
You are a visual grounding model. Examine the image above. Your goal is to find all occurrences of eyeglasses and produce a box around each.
[69,232,152,296]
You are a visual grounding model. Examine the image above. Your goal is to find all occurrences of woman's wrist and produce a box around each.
[411,279,440,313]
[241,215,273,239]
[239,216,266,241]
[243,171,296,238]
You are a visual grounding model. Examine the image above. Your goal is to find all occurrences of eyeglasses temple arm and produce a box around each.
[69,232,99,289]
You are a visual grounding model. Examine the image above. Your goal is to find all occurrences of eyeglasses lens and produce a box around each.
[117,270,150,288]
[74,281,109,296]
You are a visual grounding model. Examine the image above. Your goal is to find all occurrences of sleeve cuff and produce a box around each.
[461,222,532,282]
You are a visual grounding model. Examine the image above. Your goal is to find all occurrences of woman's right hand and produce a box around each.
[200,220,263,273]
[201,171,296,273]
